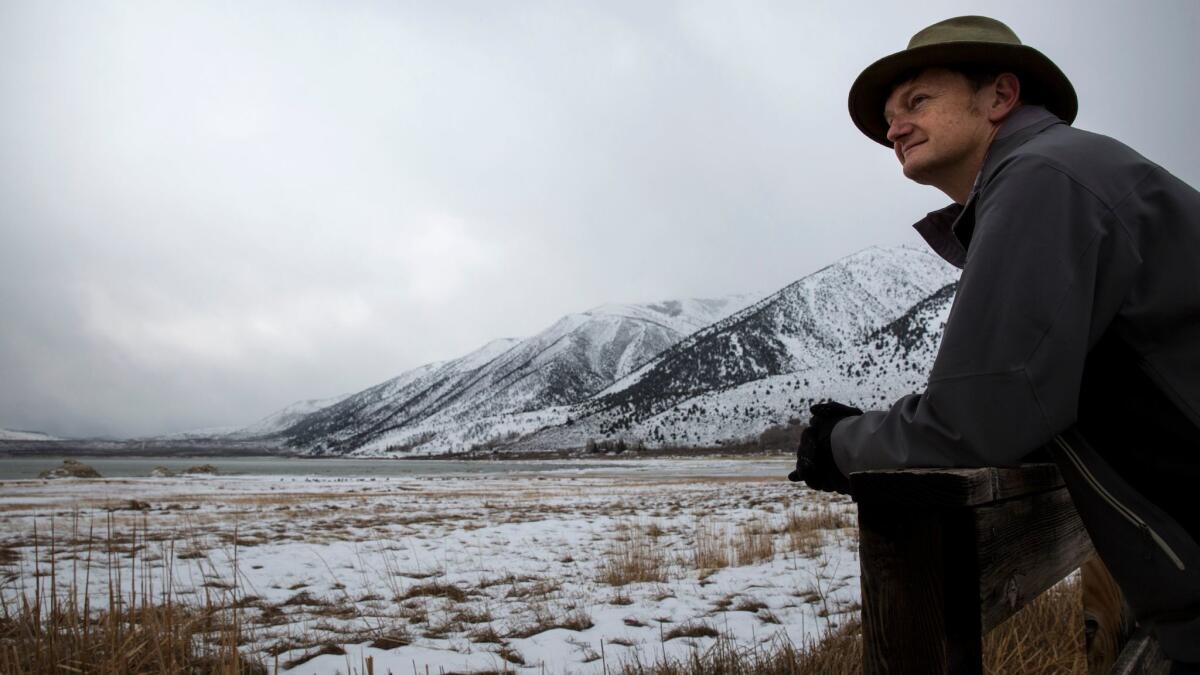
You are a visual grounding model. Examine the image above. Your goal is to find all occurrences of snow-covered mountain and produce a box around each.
[220,245,957,457]
[512,245,959,450]
[0,428,60,442]
[232,394,351,439]
[145,395,350,441]
[279,294,761,455]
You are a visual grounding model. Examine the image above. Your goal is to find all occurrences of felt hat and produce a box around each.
[848,15,1077,147]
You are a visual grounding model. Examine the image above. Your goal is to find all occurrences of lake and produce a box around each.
[0,455,597,480]
[0,454,790,480]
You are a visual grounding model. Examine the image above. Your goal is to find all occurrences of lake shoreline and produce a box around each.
[0,438,792,462]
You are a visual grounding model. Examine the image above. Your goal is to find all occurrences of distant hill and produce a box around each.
[0,428,60,442]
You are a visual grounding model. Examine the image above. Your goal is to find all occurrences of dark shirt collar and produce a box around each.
[911,105,1063,268]
[994,104,1059,141]
[913,203,970,268]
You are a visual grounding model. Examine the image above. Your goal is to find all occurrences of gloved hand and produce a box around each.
[787,401,862,494]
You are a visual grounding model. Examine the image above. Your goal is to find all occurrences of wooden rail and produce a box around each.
[850,464,1094,674]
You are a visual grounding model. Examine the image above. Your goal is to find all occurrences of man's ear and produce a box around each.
[987,72,1022,123]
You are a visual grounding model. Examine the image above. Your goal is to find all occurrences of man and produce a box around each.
[788,15,1200,668]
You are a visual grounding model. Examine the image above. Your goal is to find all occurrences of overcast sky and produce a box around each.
[2,1,1197,438]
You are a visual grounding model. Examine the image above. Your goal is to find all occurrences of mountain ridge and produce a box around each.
[276,292,763,455]
[138,244,959,457]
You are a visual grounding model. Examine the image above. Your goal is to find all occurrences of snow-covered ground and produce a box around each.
[0,459,861,674]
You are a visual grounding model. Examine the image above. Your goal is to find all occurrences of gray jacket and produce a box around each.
[832,107,1200,659]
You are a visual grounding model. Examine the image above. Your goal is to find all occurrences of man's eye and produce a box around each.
[910,94,929,108]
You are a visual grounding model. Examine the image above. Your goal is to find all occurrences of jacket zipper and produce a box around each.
[1053,434,1186,572]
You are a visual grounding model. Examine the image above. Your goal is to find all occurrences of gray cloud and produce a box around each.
[2,0,1197,437]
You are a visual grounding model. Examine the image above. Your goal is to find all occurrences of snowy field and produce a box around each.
[0,459,861,674]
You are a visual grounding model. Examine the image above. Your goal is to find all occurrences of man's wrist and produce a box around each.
[828,416,856,479]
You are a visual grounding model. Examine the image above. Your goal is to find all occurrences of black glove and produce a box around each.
[787,401,862,494]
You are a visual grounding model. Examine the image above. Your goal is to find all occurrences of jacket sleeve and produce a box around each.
[832,155,1140,474]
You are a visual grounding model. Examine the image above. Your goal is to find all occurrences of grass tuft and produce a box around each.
[508,607,595,638]
[598,520,669,586]
[282,642,345,669]
[733,517,775,566]
[783,505,852,557]
[663,621,720,641]
[691,521,730,571]
[369,633,410,649]
[402,581,469,602]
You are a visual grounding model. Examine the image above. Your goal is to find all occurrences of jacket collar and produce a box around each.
[911,106,1064,268]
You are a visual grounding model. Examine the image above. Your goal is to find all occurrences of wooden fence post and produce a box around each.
[850,464,1092,674]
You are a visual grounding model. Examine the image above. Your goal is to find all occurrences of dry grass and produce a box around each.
[497,644,526,666]
[691,512,805,572]
[663,621,719,641]
[691,521,730,571]
[618,575,1086,674]
[400,580,469,602]
[451,606,494,624]
[732,517,774,566]
[730,597,768,613]
[281,642,345,669]
[368,632,410,649]
[503,577,562,600]
[982,575,1085,674]
[1080,555,1132,674]
[784,504,854,533]
[507,606,594,638]
[619,618,861,675]
[598,520,669,586]
[0,545,22,566]
[0,595,266,674]
[557,607,596,631]
[782,505,852,557]
[0,518,263,675]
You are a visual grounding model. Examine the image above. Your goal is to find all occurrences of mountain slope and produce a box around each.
[281,295,760,455]
[232,394,352,439]
[589,246,954,425]
[516,246,959,450]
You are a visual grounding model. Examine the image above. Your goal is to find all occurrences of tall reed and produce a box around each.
[0,513,264,674]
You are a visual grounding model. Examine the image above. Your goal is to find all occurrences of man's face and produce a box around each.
[883,68,994,188]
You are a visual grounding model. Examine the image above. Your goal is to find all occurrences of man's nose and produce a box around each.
[886,117,911,144]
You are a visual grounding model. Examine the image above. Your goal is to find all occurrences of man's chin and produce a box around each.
[901,162,933,185]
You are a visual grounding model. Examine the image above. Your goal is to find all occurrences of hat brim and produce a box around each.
[848,42,1078,147]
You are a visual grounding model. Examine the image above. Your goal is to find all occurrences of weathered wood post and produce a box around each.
[850,464,1093,674]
